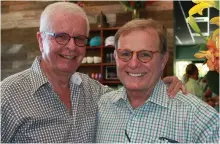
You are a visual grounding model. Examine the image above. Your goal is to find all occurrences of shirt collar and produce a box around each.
[30,57,48,94]
[30,56,82,94]
[112,79,169,108]
[148,79,169,108]
[188,78,197,82]
[111,87,127,103]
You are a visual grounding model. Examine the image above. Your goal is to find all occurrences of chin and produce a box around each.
[57,62,79,72]
[124,83,143,91]
[57,67,77,74]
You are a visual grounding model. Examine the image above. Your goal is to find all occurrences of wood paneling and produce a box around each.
[1,1,53,13]
[1,1,175,80]
[1,27,39,44]
[1,1,173,29]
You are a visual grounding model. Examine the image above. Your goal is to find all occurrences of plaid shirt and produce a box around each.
[96,80,219,143]
[1,57,112,143]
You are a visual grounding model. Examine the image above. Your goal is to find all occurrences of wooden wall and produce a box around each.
[1,1,174,80]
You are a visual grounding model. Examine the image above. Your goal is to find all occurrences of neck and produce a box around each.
[40,60,71,89]
[189,75,197,80]
[126,87,154,109]
[40,59,72,112]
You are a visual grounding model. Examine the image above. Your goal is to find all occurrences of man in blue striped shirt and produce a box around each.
[96,19,219,143]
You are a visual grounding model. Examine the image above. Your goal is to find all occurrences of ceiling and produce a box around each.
[174,0,219,45]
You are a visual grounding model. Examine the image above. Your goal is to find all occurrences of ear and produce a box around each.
[113,50,117,59]
[37,32,43,52]
[161,52,169,70]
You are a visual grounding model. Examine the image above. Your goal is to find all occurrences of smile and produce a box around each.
[127,72,146,77]
[60,54,76,60]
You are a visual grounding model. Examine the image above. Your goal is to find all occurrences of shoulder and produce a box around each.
[99,87,123,105]
[174,93,219,142]
[77,72,99,84]
[174,92,202,105]
[76,72,113,99]
[171,92,203,108]
[1,69,32,110]
[170,92,218,116]
[1,69,31,95]
[77,72,106,89]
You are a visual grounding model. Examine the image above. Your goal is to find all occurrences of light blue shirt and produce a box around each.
[96,80,219,143]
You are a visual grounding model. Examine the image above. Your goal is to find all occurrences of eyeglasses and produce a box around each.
[42,32,89,47]
[116,48,160,63]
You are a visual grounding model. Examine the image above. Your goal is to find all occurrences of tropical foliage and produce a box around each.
[187,0,219,73]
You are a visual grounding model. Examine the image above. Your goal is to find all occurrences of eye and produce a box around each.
[56,33,69,40]
[139,51,152,58]
[119,50,132,57]
[75,35,86,41]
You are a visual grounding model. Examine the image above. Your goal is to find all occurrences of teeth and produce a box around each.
[128,73,146,77]
[63,55,75,59]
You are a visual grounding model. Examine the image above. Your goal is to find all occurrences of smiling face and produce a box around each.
[115,29,168,92]
[37,12,87,75]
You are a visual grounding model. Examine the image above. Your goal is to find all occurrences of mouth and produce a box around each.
[59,54,76,60]
[127,72,147,77]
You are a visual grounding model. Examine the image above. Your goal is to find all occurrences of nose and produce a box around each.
[128,53,141,69]
[66,37,77,51]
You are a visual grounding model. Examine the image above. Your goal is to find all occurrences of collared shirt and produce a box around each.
[96,80,219,143]
[1,57,112,143]
[185,78,205,100]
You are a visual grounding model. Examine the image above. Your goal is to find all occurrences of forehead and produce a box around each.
[47,13,87,34]
[118,29,160,50]
[121,29,159,39]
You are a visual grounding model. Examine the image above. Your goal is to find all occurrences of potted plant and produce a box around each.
[187,0,219,95]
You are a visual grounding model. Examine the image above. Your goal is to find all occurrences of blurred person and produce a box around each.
[0,2,186,143]
[96,19,219,143]
[204,88,219,112]
[184,63,206,100]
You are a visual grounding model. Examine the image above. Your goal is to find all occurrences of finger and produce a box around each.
[169,80,182,97]
[181,85,188,94]
[167,77,177,94]
[163,76,172,84]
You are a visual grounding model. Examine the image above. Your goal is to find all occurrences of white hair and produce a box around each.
[40,2,90,36]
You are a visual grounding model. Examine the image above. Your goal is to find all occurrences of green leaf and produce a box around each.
[187,16,201,34]
[214,0,220,10]
[199,43,207,51]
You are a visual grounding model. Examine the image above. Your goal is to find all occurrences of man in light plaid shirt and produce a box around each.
[96,19,219,143]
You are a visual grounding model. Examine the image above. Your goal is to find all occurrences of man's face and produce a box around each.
[38,13,87,74]
[115,29,168,92]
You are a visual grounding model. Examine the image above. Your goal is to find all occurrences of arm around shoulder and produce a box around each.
[79,73,113,101]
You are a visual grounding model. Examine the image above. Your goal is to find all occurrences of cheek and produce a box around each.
[78,48,86,57]
[44,42,52,55]
[116,61,127,76]
[149,60,164,76]
[42,40,55,54]
[116,59,122,68]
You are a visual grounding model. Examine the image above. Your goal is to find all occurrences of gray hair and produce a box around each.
[115,18,167,54]
[40,2,90,36]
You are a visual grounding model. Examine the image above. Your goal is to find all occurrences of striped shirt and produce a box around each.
[1,57,112,143]
[96,80,219,143]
